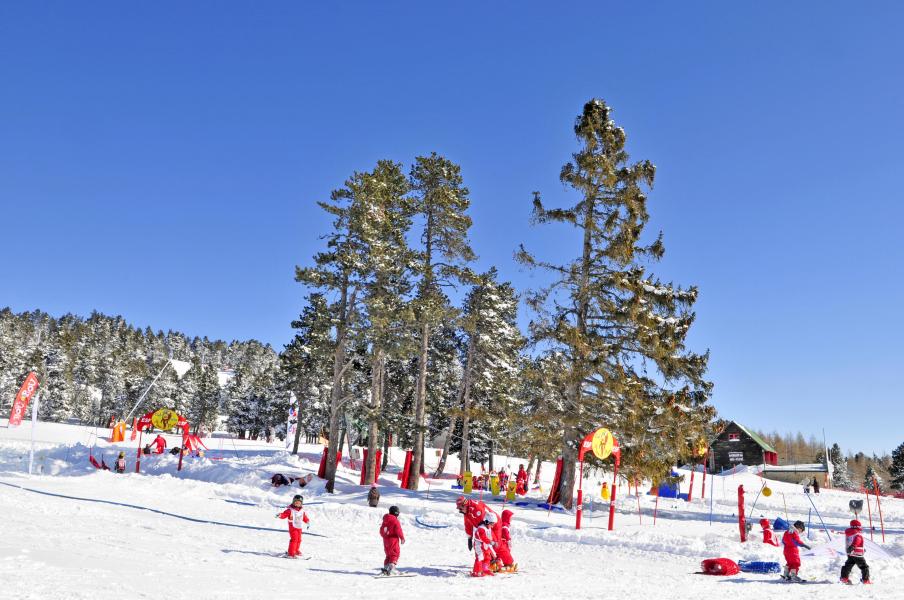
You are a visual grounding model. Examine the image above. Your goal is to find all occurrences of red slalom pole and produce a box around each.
[737,485,747,542]
[608,457,619,531]
[687,462,696,502]
[653,491,660,526]
[874,477,885,543]
[701,459,707,501]
[865,487,874,541]
[576,458,584,530]
[135,429,143,473]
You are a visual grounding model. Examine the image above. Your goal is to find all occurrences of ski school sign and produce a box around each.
[8,372,40,427]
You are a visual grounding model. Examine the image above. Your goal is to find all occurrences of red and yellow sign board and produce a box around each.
[151,408,180,431]
[591,428,615,460]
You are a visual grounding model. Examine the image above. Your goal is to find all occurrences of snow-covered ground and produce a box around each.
[2,420,902,600]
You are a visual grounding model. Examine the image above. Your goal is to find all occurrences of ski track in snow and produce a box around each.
[1,421,903,600]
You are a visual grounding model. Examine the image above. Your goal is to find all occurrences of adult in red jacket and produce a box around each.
[456,497,500,550]
[380,506,406,575]
[494,509,516,569]
[840,520,871,584]
[151,434,167,454]
[760,518,779,547]
[276,494,310,558]
[780,521,811,581]
[515,465,528,495]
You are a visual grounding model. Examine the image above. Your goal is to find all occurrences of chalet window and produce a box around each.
[728,433,740,442]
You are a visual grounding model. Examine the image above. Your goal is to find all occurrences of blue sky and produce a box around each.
[1,3,902,455]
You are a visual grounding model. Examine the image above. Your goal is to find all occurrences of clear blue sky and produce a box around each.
[1,3,902,455]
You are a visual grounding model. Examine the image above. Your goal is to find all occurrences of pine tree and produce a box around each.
[890,441,904,490]
[517,99,712,507]
[864,464,882,492]
[406,153,475,489]
[829,443,854,488]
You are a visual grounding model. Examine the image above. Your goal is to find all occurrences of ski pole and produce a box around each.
[804,492,831,542]
[781,492,789,523]
[748,480,767,516]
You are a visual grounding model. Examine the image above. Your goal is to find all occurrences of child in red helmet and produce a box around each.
[379,506,406,576]
[276,495,309,558]
[760,518,779,547]
[780,520,811,581]
[840,520,871,584]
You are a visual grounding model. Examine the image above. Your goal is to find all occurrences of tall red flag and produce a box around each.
[9,372,40,427]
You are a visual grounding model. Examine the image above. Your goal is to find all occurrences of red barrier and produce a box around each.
[737,485,747,542]
[317,447,342,479]
[359,449,383,485]
[398,450,412,487]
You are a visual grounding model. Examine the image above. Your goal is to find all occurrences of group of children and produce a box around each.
[273,493,518,577]
[760,517,871,584]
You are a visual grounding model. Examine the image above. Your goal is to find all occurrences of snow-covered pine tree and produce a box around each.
[517,99,712,508]
[863,464,882,492]
[890,442,904,490]
[355,160,415,484]
[829,443,853,488]
[406,153,475,490]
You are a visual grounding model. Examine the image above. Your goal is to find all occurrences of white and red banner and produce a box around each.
[9,372,40,427]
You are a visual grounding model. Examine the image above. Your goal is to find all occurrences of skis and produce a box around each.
[374,571,416,579]
[279,554,312,560]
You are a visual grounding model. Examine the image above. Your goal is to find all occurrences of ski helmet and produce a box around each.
[485,512,498,525]
[759,518,770,528]
[793,520,806,531]
[850,519,862,528]
[292,495,303,504]
[389,506,400,516]
[455,496,467,512]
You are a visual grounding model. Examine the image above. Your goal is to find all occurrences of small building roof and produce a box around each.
[714,421,776,453]
[763,463,828,473]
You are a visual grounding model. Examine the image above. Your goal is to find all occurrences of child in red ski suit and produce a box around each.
[379,506,405,575]
[494,509,516,571]
[840,520,870,584]
[781,520,811,581]
[760,518,779,547]
[276,494,309,558]
[472,514,497,577]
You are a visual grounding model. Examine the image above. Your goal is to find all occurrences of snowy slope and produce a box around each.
[2,421,902,600]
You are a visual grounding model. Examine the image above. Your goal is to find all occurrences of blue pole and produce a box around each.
[804,492,831,541]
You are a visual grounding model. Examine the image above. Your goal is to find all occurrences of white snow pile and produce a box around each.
[2,420,902,600]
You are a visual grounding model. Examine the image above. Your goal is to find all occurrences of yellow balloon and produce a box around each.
[591,428,614,460]
[762,486,773,497]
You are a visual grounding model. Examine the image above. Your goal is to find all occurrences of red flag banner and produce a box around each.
[9,372,40,427]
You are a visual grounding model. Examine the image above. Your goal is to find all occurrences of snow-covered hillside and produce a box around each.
[2,421,902,600]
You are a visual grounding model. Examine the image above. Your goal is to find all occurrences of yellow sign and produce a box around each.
[505,480,517,502]
[463,471,473,494]
[696,440,708,458]
[591,428,614,460]
[490,474,500,496]
[151,408,180,431]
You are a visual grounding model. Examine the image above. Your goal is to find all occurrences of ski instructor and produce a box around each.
[456,496,501,551]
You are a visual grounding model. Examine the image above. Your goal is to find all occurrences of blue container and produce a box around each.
[773,517,789,531]
[738,560,780,574]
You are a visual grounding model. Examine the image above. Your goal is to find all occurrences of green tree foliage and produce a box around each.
[517,99,712,507]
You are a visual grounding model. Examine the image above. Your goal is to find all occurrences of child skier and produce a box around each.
[840,520,871,584]
[115,452,127,473]
[379,506,405,575]
[493,509,517,572]
[276,494,309,558]
[471,513,497,577]
[780,520,811,581]
[760,518,779,547]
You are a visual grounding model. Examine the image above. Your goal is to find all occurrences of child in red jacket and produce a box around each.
[760,518,779,547]
[840,520,871,584]
[379,506,406,575]
[276,494,309,558]
[781,521,811,581]
[471,513,498,577]
[493,509,517,572]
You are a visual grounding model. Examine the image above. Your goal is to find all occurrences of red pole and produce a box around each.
[636,480,642,525]
[737,485,747,542]
[177,433,185,472]
[864,487,874,541]
[874,477,885,543]
[687,462,696,502]
[607,457,619,531]
[701,459,707,501]
[576,458,584,530]
[653,491,659,526]
[135,429,143,473]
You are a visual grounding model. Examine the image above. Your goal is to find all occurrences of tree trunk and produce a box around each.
[381,431,390,471]
[433,415,456,477]
[324,274,351,493]
[291,393,303,455]
[458,339,476,476]
[365,349,384,484]
[406,320,430,490]
[488,439,495,472]
[526,454,535,480]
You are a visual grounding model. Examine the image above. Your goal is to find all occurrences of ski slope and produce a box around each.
[1,420,902,600]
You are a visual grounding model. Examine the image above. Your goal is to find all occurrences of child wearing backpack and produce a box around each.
[276,495,309,558]
[840,520,871,584]
[780,520,811,581]
[379,506,405,575]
